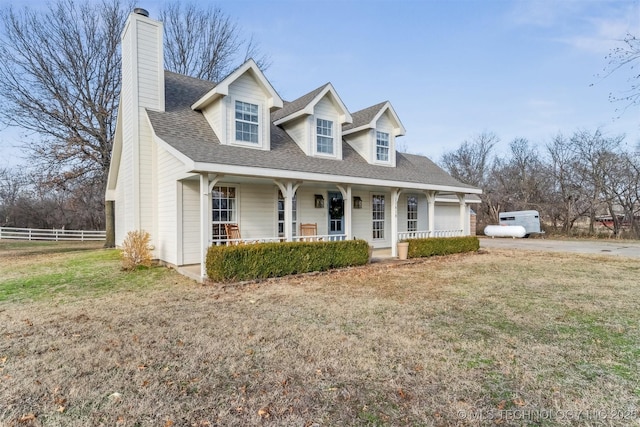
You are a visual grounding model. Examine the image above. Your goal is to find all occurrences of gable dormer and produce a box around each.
[343,101,406,167]
[191,59,283,151]
[274,83,352,160]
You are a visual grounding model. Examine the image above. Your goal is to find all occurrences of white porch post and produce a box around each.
[425,190,437,236]
[391,188,400,257]
[457,193,466,235]
[275,180,300,242]
[200,173,221,279]
[199,174,210,279]
[336,184,352,240]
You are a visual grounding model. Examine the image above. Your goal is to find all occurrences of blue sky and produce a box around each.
[1,0,639,167]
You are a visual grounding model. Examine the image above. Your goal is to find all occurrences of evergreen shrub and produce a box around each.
[206,239,370,282]
[407,236,479,258]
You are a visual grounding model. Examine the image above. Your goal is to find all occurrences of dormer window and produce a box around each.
[235,101,259,143]
[376,131,390,162]
[316,118,334,155]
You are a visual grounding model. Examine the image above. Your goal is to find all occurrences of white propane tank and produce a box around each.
[484,225,527,238]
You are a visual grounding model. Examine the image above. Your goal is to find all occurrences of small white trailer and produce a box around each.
[498,210,542,238]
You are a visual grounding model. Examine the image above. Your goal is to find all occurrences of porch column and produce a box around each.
[199,174,209,279]
[457,193,466,235]
[391,188,400,257]
[275,180,301,242]
[200,173,221,280]
[425,190,437,236]
[336,184,352,239]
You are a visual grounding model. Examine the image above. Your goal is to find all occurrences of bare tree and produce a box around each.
[161,2,270,82]
[492,138,550,213]
[601,33,640,112]
[571,129,625,234]
[441,132,497,188]
[0,0,270,244]
[440,132,500,229]
[0,0,131,244]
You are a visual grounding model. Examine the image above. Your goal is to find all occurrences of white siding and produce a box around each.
[238,183,277,238]
[281,116,310,155]
[227,73,270,150]
[202,100,222,142]
[351,192,370,242]
[136,20,163,111]
[138,113,155,243]
[296,187,327,235]
[155,145,185,265]
[397,194,408,233]
[434,204,460,231]
[344,130,372,163]
[181,180,200,265]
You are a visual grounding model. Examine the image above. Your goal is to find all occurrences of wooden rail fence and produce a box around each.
[0,227,106,242]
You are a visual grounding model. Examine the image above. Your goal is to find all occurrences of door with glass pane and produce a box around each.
[327,192,344,235]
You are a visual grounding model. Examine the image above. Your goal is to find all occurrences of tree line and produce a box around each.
[441,130,640,238]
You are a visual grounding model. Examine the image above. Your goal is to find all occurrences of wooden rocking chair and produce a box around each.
[224,223,242,245]
[299,223,319,241]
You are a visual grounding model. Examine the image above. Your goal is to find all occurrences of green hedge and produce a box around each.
[206,239,370,282]
[407,236,479,258]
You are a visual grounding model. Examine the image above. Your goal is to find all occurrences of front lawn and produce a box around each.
[1,241,639,425]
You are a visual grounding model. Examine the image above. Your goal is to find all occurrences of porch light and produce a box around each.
[353,196,362,209]
[314,194,324,208]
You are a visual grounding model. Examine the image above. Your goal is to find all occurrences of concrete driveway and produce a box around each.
[480,236,640,259]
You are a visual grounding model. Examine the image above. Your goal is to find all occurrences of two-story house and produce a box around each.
[106,9,481,280]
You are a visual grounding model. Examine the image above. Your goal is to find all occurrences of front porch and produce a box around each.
[172,172,476,280]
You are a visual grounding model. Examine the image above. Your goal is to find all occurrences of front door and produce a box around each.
[328,192,344,235]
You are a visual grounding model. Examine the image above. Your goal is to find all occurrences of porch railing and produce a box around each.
[398,229,464,240]
[210,234,347,246]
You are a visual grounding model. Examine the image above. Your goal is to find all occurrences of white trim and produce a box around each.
[273,83,353,126]
[191,59,283,111]
[231,98,263,148]
[190,161,482,194]
[342,101,406,137]
[313,115,337,158]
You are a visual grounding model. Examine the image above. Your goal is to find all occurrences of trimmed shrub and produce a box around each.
[407,236,479,259]
[206,239,370,282]
[121,230,153,270]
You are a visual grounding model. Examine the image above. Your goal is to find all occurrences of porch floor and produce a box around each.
[176,247,395,283]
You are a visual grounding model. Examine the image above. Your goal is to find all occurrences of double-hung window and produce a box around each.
[316,118,334,154]
[235,101,259,143]
[376,131,390,162]
[372,194,385,239]
[407,195,418,232]
[277,190,297,238]
[212,186,236,241]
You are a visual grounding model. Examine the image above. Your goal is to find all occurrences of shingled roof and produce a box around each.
[146,71,479,192]
[271,83,330,122]
[342,101,387,132]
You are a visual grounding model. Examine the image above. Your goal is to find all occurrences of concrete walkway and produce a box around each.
[480,237,640,258]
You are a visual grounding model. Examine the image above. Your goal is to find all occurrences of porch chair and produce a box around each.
[224,223,242,245]
[299,223,319,242]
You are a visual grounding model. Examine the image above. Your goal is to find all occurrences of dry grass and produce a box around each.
[1,243,639,426]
